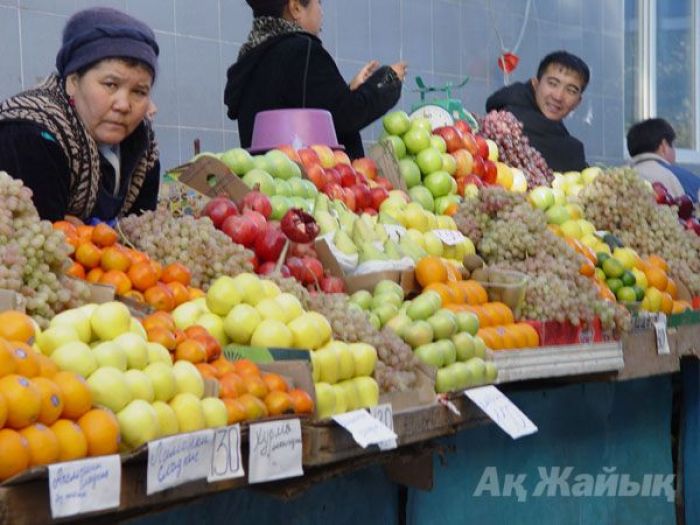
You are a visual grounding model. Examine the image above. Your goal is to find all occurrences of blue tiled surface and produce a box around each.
[0,0,627,170]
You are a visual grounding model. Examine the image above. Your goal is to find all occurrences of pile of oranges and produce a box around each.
[54,221,203,312]
[0,311,119,482]
[142,311,221,364]
[198,358,314,423]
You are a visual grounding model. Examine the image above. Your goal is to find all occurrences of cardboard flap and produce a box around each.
[175,156,251,201]
[314,237,345,279]
[380,361,437,412]
[369,141,406,191]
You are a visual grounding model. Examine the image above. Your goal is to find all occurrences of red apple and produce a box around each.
[241,190,272,219]
[221,214,259,248]
[289,242,318,258]
[471,155,485,178]
[320,275,345,293]
[482,159,498,185]
[676,195,694,219]
[433,126,464,153]
[462,133,479,156]
[474,135,489,159]
[374,176,393,191]
[337,163,358,187]
[333,150,351,166]
[305,164,326,189]
[310,144,336,168]
[325,167,342,186]
[351,183,372,210]
[249,253,259,272]
[322,182,345,202]
[370,187,389,209]
[342,187,357,212]
[257,261,291,277]
[277,145,301,163]
[454,120,472,135]
[200,196,238,228]
[242,209,267,233]
[364,207,377,216]
[303,257,324,284]
[465,173,484,187]
[452,149,474,177]
[352,158,378,181]
[285,256,305,283]
[254,225,287,263]
[298,147,321,170]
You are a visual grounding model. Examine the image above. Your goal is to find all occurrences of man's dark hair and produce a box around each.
[246,0,311,18]
[536,50,590,92]
[626,118,676,157]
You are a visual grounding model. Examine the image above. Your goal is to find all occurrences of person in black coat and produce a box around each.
[485,50,589,172]
[0,7,160,222]
[224,0,407,159]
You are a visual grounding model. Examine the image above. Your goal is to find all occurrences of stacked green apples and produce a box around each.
[311,341,379,419]
[380,111,461,215]
[38,302,228,450]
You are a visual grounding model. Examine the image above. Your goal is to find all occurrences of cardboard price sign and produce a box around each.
[465,386,537,439]
[208,424,244,482]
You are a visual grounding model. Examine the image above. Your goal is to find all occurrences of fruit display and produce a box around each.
[118,208,254,289]
[453,186,629,330]
[479,110,553,188]
[58,221,202,311]
[577,168,700,296]
[0,172,90,327]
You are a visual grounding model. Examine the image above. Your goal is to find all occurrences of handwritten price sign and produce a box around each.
[147,430,214,495]
[369,404,397,450]
[465,386,537,440]
[208,424,244,482]
[333,409,397,448]
[248,419,303,484]
[432,229,465,246]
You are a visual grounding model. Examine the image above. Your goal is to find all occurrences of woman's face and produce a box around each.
[66,59,153,145]
[293,0,323,35]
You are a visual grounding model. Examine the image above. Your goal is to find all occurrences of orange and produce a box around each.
[166,281,190,307]
[147,326,177,351]
[222,398,247,424]
[498,326,519,349]
[233,359,260,378]
[174,339,207,364]
[53,220,78,240]
[262,372,289,393]
[508,324,530,349]
[660,292,674,315]
[645,267,668,293]
[211,357,237,377]
[447,281,467,304]
[188,287,206,300]
[100,246,131,272]
[518,323,540,347]
[459,280,488,305]
[91,223,118,248]
[646,254,669,272]
[51,419,88,461]
[424,282,455,306]
[472,305,494,328]
[86,267,104,283]
[242,375,269,399]
[195,362,218,379]
[123,290,145,303]
[184,325,221,361]
[128,260,159,292]
[76,225,94,244]
[666,278,678,299]
[20,423,59,466]
[142,311,176,332]
[9,342,40,378]
[219,372,247,399]
[0,429,29,480]
[0,311,35,343]
[124,248,149,266]
[481,303,503,326]
[77,409,120,456]
[415,256,448,288]
[161,263,192,286]
[477,327,503,350]
[0,339,18,377]
[0,374,41,428]
[66,261,86,279]
[53,371,92,420]
[99,269,132,295]
[490,302,515,325]
[0,393,5,428]
[289,388,314,414]
[144,283,175,312]
[32,377,64,426]
[580,260,595,277]
[264,390,293,416]
[444,262,462,282]
[75,242,102,269]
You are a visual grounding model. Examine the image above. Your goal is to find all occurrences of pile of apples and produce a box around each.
[650,181,700,235]
[56,221,201,312]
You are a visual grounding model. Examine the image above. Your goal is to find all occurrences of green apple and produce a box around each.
[371,292,403,310]
[144,362,177,402]
[172,360,204,398]
[231,272,265,306]
[288,313,324,350]
[93,341,127,371]
[423,171,453,198]
[474,336,487,358]
[220,147,254,175]
[114,333,149,370]
[255,298,287,322]
[436,339,457,365]
[242,168,275,195]
[428,313,457,340]
[450,362,472,389]
[402,128,431,154]
[399,158,422,188]
[129,319,147,339]
[261,280,281,299]
[50,309,91,344]
[348,342,377,377]
[422,231,443,257]
[250,319,293,348]
[416,147,443,175]
[528,186,554,210]
[270,195,291,220]
[124,369,155,402]
[331,384,348,415]
[147,342,173,367]
[196,312,228,347]
[329,342,354,381]
[36,325,79,356]
[383,135,407,159]
[545,205,571,226]
[485,362,498,383]
[90,301,131,341]
[152,401,179,437]
[435,366,458,393]
[315,347,340,384]
[407,295,438,321]
[169,393,205,433]
[314,382,336,419]
[383,110,411,136]
[206,276,243,316]
[201,397,228,428]
[336,379,360,411]
[353,376,379,409]
[87,366,132,413]
[430,135,447,154]
[350,290,373,310]
[310,351,321,382]
[117,399,160,449]
[385,313,412,337]
[455,312,479,335]
[274,293,304,322]
[224,303,262,344]
[403,321,434,348]
[51,341,97,377]
[408,186,435,212]
[171,301,205,330]
[265,149,297,179]
[452,332,476,361]
[373,303,399,327]
[465,357,487,386]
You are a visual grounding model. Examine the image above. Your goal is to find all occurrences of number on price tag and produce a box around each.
[48,455,121,519]
[432,229,465,246]
[248,419,303,484]
[369,404,397,450]
[208,424,244,482]
[465,386,537,440]
[654,313,670,355]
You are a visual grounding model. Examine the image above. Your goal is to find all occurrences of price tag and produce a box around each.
[248,419,303,484]
[333,409,397,448]
[147,429,214,495]
[208,424,244,482]
[48,455,121,519]
[369,403,397,450]
[653,313,670,355]
[465,386,537,440]
[432,229,465,246]
[384,225,407,243]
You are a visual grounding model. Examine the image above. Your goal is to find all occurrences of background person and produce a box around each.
[224,0,407,159]
[485,50,589,172]
[0,7,161,222]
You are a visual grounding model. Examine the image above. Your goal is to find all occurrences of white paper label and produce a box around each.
[333,409,398,448]
[465,386,538,439]
[48,455,121,519]
[208,424,244,482]
[384,225,407,243]
[369,403,397,450]
[248,419,303,484]
[432,229,465,246]
[654,313,670,355]
[147,429,214,495]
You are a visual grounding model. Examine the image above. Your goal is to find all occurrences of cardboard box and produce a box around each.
[169,156,251,202]
[369,141,406,191]
[379,361,436,413]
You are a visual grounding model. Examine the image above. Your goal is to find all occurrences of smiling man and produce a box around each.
[486,50,590,172]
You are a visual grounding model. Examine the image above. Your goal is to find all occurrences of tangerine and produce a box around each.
[50,419,88,461]
[174,339,207,364]
[86,267,104,283]
[211,357,236,377]
[76,225,94,244]
[0,393,5,428]
[100,246,131,272]
[289,388,314,414]
[144,283,175,311]
[264,390,293,415]
[147,326,177,350]
[195,362,218,379]
[188,287,206,300]
[99,269,132,295]
[128,261,159,292]
[233,359,260,378]
[415,256,448,288]
[66,261,86,279]
[424,282,456,306]
[20,423,59,466]
[161,263,192,286]
[666,278,678,299]
[222,398,247,424]
[0,429,29,480]
[91,223,118,248]
[646,255,669,272]
[78,409,120,456]
[242,375,268,399]
[219,372,247,398]
[53,220,78,240]
[75,242,102,269]
[262,372,289,393]
[0,374,41,428]
[166,281,190,307]
[660,292,674,315]
[53,371,92,420]
[645,267,668,292]
[32,377,64,426]
[142,311,176,332]
[0,311,35,343]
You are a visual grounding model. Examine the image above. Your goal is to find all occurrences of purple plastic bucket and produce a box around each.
[249,108,344,153]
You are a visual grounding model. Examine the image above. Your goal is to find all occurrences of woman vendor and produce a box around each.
[224,0,407,159]
[0,7,161,222]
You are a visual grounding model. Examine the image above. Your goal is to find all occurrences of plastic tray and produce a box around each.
[475,268,528,313]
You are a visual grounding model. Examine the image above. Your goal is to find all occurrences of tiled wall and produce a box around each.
[0,0,625,171]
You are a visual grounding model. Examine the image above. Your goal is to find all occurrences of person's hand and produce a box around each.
[390,61,407,82]
[349,60,380,90]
